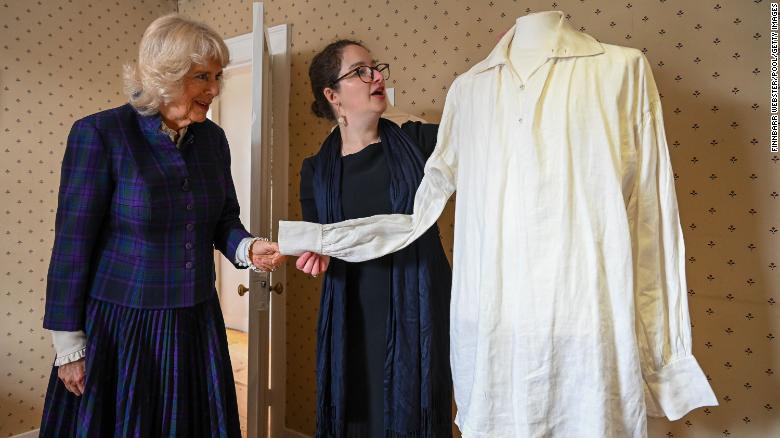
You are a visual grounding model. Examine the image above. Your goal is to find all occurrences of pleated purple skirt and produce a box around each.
[40,296,241,438]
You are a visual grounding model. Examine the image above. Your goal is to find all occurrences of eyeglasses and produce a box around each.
[331,63,390,86]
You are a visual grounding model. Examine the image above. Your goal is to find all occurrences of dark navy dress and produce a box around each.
[300,122,442,437]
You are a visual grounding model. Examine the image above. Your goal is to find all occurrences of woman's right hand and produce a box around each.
[250,240,286,271]
[296,252,330,277]
[58,358,86,396]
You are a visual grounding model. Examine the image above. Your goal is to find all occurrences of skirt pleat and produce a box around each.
[40,296,241,438]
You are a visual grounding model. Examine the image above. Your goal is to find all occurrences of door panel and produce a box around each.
[247,3,272,437]
[216,65,252,333]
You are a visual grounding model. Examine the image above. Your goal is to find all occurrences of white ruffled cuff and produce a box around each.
[51,330,87,366]
[53,347,86,366]
[235,236,255,267]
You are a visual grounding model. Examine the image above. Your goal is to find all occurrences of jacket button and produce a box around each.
[185,242,193,250]
[186,203,194,211]
[186,223,194,231]
[185,261,193,269]
[182,178,191,192]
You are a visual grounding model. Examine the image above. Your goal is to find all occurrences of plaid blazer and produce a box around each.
[43,104,252,331]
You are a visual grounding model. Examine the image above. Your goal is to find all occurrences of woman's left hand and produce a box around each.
[295,251,330,277]
[58,358,86,396]
[250,240,285,271]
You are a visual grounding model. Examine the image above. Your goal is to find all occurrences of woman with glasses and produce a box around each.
[296,40,453,437]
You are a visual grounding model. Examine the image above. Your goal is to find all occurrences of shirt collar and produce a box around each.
[473,11,604,74]
[134,108,188,147]
[160,121,189,148]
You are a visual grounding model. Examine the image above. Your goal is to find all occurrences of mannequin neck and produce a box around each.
[507,11,562,80]
[509,11,561,58]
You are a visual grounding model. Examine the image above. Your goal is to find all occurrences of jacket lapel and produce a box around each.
[115,104,187,209]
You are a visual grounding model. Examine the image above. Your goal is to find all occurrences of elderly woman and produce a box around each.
[294,40,453,437]
[39,14,282,437]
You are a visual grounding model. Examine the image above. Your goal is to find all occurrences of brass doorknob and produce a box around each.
[269,282,284,295]
[238,284,249,296]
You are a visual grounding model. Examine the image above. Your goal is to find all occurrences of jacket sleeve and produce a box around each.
[630,55,718,420]
[43,118,113,331]
[213,128,252,268]
[278,85,459,262]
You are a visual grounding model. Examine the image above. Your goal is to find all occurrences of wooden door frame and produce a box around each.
[223,4,292,437]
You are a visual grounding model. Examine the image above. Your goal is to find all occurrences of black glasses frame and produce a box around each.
[331,63,390,86]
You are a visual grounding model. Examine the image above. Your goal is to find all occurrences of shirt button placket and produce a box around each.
[517,81,526,124]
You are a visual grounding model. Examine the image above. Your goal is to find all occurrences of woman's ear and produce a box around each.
[323,87,339,105]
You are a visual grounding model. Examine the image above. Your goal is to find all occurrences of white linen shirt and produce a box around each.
[280,12,717,437]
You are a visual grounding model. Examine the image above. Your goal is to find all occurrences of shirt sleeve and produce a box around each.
[278,87,460,262]
[43,118,113,331]
[630,55,718,420]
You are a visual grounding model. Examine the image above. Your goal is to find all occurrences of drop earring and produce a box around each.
[337,102,348,127]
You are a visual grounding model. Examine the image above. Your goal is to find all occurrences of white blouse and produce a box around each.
[280,12,717,437]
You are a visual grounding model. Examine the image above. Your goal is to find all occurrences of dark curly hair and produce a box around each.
[309,39,367,121]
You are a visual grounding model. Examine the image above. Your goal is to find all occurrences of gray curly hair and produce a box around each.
[123,14,229,115]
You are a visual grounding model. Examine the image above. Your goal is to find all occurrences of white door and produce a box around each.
[247,4,273,436]
[209,53,254,437]
[247,2,290,438]
[216,3,291,437]
[214,65,252,333]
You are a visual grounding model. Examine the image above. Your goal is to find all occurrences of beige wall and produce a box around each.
[0,1,178,435]
[2,0,776,436]
[181,1,778,436]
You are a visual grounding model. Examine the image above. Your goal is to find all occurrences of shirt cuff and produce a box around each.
[235,236,256,266]
[644,355,718,420]
[278,221,322,256]
[51,330,87,366]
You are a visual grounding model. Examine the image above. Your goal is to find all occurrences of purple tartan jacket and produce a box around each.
[43,104,252,331]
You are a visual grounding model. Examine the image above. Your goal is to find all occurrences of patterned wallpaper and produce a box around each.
[1,0,775,437]
[0,0,178,436]
[180,1,778,436]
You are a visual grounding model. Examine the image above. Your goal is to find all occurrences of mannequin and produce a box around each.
[508,11,562,81]
[279,10,719,436]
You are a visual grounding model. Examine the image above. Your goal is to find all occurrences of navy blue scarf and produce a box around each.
[311,118,452,437]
